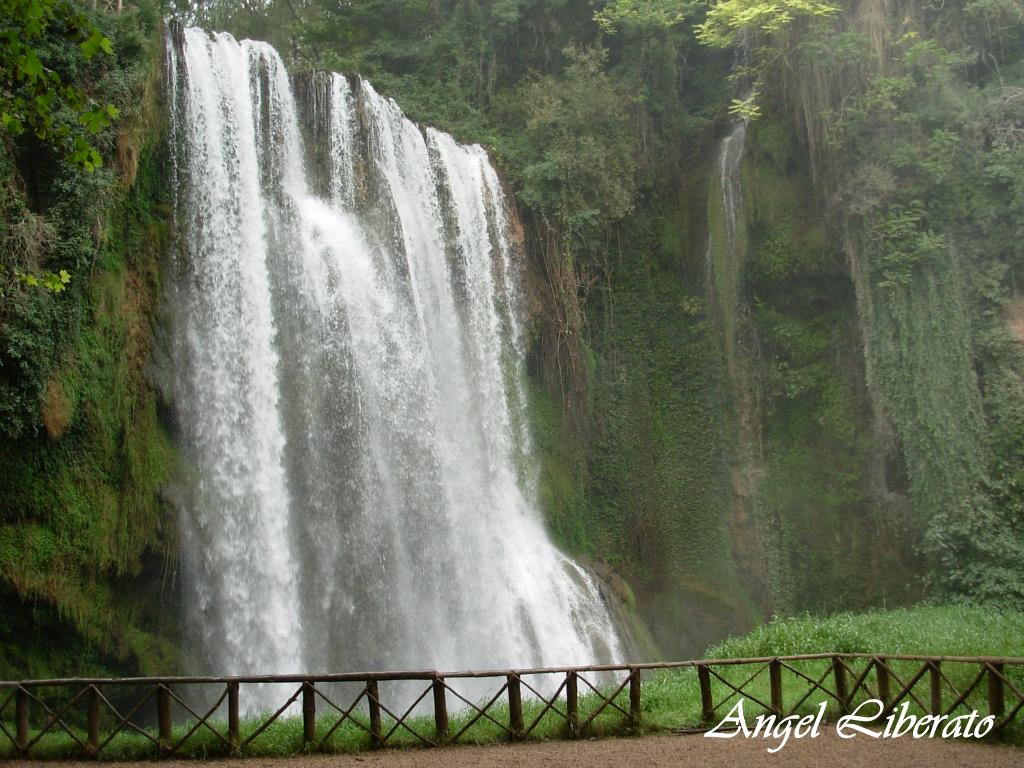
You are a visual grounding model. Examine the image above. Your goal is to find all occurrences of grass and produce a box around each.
[644,604,1024,740]
[2,604,1022,759]
[706,604,1024,659]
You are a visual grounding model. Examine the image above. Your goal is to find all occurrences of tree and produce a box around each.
[514,43,638,242]
[1,0,119,172]
[594,0,703,34]
[695,0,839,118]
[0,0,120,295]
[695,0,839,48]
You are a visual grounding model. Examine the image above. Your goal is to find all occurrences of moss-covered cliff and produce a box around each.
[0,8,179,679]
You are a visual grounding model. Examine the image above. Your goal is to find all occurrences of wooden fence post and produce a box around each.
[988,663,1005,719]
[833,657,849,715]
[87,685,100,756]
[507,674,523,739]
[698,665,714,725]
[16,687,29,757]
[770,660,783,715]
[565,671,578,736]
[228,682,240,749]
[629,667,641,727]
[366,679,382,748]
[302,681,316,746]
[876,659,890,707]
[930,662,942,715]
[433,677,448,742]
[157,684,172,752]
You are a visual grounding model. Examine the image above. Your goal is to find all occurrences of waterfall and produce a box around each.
[702,99,774,613]
[164,26,621,709]
[706,119,747,292]
[704,109,749,372]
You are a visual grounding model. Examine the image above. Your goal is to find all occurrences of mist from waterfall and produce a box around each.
[163,26,621,708]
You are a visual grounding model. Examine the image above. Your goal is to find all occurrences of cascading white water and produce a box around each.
[164,26,621,708]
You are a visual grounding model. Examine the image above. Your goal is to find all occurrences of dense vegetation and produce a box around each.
[0,3,178,678]
[1,0,1023,677]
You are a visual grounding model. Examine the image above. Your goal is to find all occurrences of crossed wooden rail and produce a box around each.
[1,654,1021,758]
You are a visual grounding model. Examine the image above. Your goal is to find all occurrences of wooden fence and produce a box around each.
[1,654,1022,759]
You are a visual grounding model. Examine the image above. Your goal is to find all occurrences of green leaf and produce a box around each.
[69,135,104,171]
[2,112,25,135]
[81,29,102,58]
[79,107,111,134]
[81,29,113,59]
[41,270,70,292]
[19,49,43,81]
[728,93,762,120]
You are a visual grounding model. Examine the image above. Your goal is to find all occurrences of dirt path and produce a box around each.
[9,729,1024,768]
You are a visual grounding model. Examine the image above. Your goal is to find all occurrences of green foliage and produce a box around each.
[869,201,946,289]
[695,0,839,48]
[0,1,157,439]
[719,119,924,614]
[728,92,761,119]
[0,4,179,678]
[244,0,1024,618]
[594,0,703,34]
[0,0,120,170]
[527,379,593,555]
[637,605,1024,737]
[511,43,638,242]
[785,0,1024,604]
[0,151,178,670]
[18,267,71,292]
[709,604,1024,658]
[659,0,1024,607]
[692,0,840,124]
[641,605,1024,739]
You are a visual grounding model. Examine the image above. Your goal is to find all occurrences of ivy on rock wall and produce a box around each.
[750,0,1024,603]
[588,202,760,654]
[739,119,923,612]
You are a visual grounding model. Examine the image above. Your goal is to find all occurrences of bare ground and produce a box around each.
[7,729,1024,768]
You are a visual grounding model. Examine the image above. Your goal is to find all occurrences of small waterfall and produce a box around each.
[706,119,747,294]
[164,26,621,710]
[718,121,746,253]
[703,100,774,612]
[705,108,749,371]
